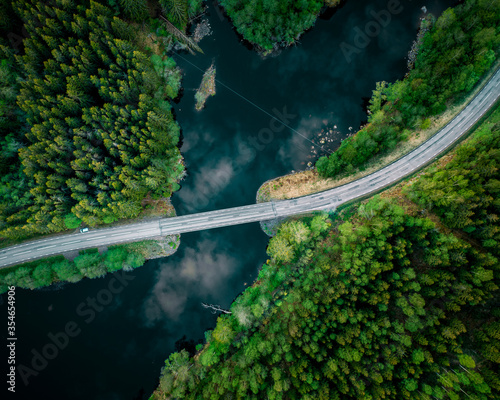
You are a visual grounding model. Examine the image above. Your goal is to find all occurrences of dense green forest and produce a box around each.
[218,0,340,52]
[316,0,500,178]
[404,114,500,257]
[151,107,500,399]
[0,0,186,241]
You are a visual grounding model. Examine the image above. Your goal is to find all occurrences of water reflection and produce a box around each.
[143,233,241,323]
[1,0,448,399]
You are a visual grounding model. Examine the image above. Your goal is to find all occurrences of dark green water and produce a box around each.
[1,1,449,398]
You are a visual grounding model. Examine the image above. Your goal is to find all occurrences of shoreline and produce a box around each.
[256,60,500,204]
[0,199,183,293]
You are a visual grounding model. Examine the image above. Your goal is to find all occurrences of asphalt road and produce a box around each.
[1,67,499,269]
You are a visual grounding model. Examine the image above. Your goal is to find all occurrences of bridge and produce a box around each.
[1,67,499,269]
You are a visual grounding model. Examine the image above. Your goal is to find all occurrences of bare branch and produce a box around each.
[201,303,232,314]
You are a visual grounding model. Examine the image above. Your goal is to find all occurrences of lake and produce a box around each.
[0,0,448,398]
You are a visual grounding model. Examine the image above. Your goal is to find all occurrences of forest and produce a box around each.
[218,0,340,52]
[152,105,500,399]
[405,110,500,257]
[0,0,189,242]
[316,0,500,178]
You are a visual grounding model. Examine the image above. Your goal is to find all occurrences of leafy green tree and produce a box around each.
[53,260,82,283]
[64,213,82,229]
[74,251,106,279]
[267,233,294,263]
[32,264,53,287]
[219,0,324,52]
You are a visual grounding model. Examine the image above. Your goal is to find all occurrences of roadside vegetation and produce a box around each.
[151,103,500,400]
[0,246,144,294]
[316,0,500,178]
[258,0,500,202]
[404,105,500,257]
[218,0,341,54]
[0,234,180,294]
[256,55,498,202]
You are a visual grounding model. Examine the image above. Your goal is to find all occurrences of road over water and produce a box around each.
[1,67,499,268]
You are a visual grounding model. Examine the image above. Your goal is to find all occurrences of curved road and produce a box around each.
[1,68,500,268]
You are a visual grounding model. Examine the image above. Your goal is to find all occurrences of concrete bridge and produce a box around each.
[1,67,499,269]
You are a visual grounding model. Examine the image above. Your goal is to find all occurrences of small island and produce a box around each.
[195,63,216,111]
